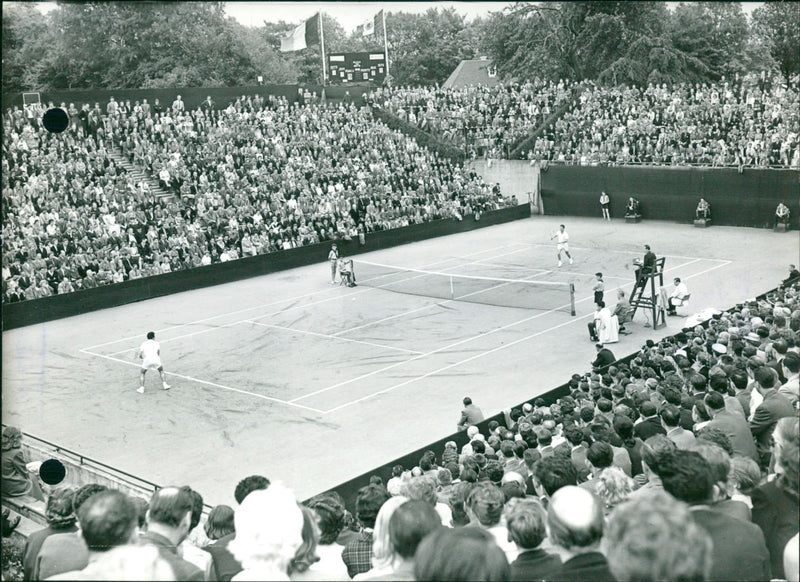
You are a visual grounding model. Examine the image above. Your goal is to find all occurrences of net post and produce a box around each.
[569,283,576,316]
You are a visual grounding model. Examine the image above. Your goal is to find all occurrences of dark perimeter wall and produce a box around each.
[540,166,799,228]
[2,205,530,330]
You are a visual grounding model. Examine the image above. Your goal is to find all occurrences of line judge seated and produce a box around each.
[665,278,690,316]
[696,198,711,221]
[624,196,640,218]
[338,258,357,287]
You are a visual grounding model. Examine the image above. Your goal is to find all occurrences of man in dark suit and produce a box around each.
[749,367,795,469]
[563,425,591,483]
[507,500,562,581]
[591,344,615,370]
[661,450,771,581]
[634,401,666,441]
[544,486,616,582]
[704,392,759,462]
[457,396,484,431]
[635,244,657,285]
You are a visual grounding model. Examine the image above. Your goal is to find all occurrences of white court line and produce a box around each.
[244,320,423,355]
[308,258,730,412]
[81,242,525,352]
[78,348,326,414]
[103,290,376,356]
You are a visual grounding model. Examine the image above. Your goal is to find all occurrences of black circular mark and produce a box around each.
[42,107,70,134]
[39,458,67,485]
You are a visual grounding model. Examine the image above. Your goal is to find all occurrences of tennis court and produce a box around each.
[2,216,795,504]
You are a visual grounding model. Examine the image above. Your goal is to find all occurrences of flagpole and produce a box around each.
[382,10,390,81]
[318,12,327,86]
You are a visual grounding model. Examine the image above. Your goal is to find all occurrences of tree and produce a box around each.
[2,3,55,94]
[384,8,477,86]
[751,2,800,81]
[669,2,750,81]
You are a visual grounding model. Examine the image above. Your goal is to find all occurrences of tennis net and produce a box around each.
[352,260,575,315]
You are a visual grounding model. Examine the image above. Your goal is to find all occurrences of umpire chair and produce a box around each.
[630,257,667,330]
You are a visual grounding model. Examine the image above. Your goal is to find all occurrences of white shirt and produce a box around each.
[555,230,569,244]
[138,339,160,361]
[671,282,689,299]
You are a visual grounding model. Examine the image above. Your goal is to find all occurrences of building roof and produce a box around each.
[442,59,499,89]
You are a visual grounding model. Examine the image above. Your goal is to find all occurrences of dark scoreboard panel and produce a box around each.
[328,52,386,84]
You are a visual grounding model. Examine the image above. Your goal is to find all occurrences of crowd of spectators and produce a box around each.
[530,72,800,168]
[2,95,513,304]
[4,278,799,581]
[368,80,577,159]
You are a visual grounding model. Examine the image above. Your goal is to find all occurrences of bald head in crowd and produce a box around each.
[547,486,604,554]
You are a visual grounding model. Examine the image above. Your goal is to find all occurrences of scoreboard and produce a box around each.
[328,52,386,84]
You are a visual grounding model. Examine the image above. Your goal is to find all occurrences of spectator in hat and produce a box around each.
[22,487,78,580]
[505,498,561,581]
[604,490,712,582]
[1,426,43,500]
[457,397,484,431]
[545,485,615,581]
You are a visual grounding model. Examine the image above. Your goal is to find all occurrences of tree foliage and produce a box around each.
[1,1,789,96]
[751,1,800,81]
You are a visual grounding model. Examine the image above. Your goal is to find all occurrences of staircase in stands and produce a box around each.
[107,147,174,202]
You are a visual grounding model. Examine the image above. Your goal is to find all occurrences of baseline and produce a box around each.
[77,348,326,414]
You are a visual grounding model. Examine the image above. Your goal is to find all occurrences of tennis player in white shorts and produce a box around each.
[137,331,171,394]
[551,224,574,267]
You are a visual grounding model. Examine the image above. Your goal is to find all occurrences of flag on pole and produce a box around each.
[356,10,382,36]
[280,13,321,52]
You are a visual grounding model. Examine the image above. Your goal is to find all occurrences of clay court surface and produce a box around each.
[2,216,797,505]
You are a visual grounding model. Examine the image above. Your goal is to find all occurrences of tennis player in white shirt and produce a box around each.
[550,224,574,267]
[137,331,171,394]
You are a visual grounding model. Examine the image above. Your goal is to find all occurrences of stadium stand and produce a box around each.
[2,96,513,304]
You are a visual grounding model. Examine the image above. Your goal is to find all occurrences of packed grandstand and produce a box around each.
[3,72,799,303]
[3,1,800,581]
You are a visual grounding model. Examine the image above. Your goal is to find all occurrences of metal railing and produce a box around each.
[1,424,214,512]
